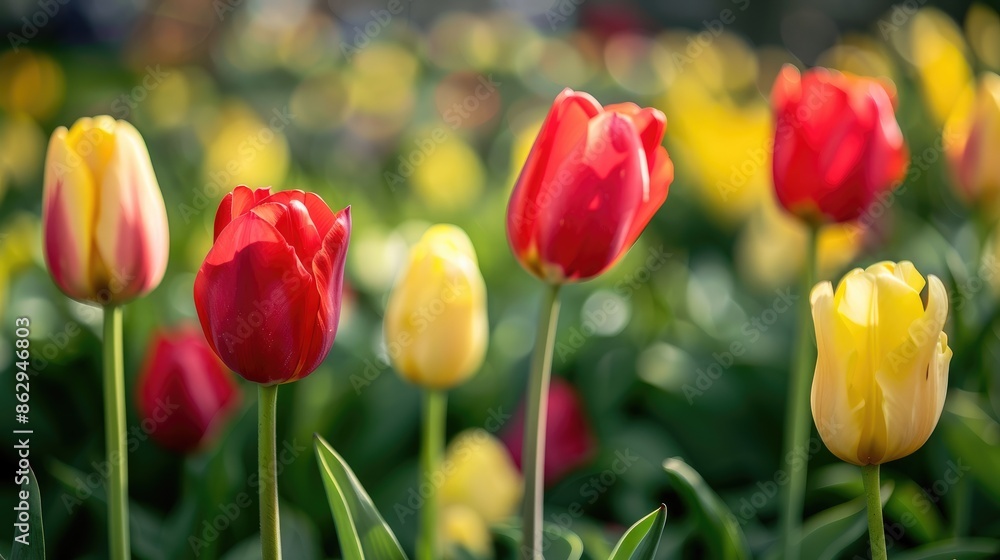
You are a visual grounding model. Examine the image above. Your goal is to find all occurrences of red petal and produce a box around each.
[862,82,908,203]
[605,102,666,161]
[291,206,351,382]
[43,179,89,299]
[259,190,337,238]
[535,111,647,281]
[622,145,672,250]
[507,89,603,265]
[194,212,318,384]
[251,200,322,268]
[213,185,268,241]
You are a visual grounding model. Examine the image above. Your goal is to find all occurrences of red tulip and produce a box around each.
[506,89,673,283]
[136,326,241,454]
[503,378,596,486]
[194,186,351,385]
[771,65,909,224]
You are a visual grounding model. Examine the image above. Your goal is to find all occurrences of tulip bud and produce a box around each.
[945,72,1000,208]
[136,326,241,454]
[506,89,673,283]
[503,377,596,485]
[42,116,169,305]
[771,66,909,224]
[440,429,523,524]
[810,261,952,465]
[384,224,488,390]
[194,186,351,385]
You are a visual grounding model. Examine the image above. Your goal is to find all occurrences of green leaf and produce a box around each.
[11,466,44,560]
[892,538,1000,560]
[796,481,891,560]
[493,522,584,560]
[663,458,750,560]
[940,392,1000,503]
[811,464,945,543]
[608,505,667,560]
[314,434,408,560]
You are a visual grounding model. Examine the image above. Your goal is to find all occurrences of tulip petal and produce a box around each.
[94,121,169,301]
[535,111,647,280]
[863,84,908,202]
[605,102,667,165]
[297,206,351,382]
[42,127,98,299]
[877,275,951,463]
[251,200,322,268]
[215,185,260,241]
[400,251,488,388]
[507,89,603,263]
[810,280,865,465]
[623,145,673,251]
[262,190,337,238]
[194,212,318,384]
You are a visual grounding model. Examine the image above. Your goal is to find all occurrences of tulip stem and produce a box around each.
[862,465,888,560]
[259,384,282,560]
[521,283,562,560]
[417,390,447,560]
[778,225,817,560]
[103,305,130,560]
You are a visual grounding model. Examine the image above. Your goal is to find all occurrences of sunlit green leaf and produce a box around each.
[314,434,408,560]
[608,504,666,560]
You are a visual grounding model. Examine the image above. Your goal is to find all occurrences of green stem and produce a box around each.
[102,305,130,560]
[778,226,817,560]
[862,464,888,560]
[521,284,562,560]
[417,390,447,560]
[259,384,281,560]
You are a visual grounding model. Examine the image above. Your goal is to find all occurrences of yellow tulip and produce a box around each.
[42,116,169,305]
[439,429,522,524]
[944,72,1000,207]
[810,261,952,466]
[385,224,488,389]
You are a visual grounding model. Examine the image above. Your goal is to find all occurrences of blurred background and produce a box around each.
[2,0,1000,558]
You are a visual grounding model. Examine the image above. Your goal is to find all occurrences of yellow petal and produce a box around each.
[811,280,865,465]
[878,275,951,462]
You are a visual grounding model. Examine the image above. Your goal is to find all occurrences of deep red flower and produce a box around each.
[771,65,909,223]
[194,186,351,385]
[506,89,673,283]
[136,326,241,454]
[503,377,597,486]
